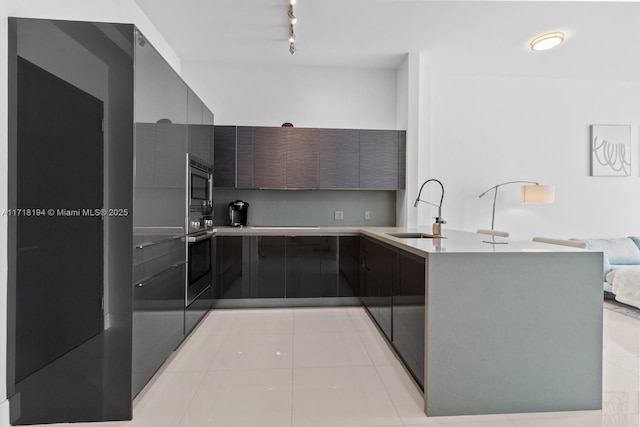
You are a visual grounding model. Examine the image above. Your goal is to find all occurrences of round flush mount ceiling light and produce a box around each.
[530,32,565,51]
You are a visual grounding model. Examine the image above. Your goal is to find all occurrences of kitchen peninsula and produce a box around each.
[215,226,604,416]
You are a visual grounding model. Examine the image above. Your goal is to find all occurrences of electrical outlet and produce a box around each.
[334,210,344,220]
[364,211,370,220]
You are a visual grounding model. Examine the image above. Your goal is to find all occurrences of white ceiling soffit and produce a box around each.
[133,0,640,79]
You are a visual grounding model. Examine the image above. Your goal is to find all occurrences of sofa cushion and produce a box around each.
[574,238,640,276]
[628,236,640,251]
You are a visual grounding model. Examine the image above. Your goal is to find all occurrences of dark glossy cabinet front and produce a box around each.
[360,236,394,340]
[360,236,426,388]
[286,236,338,297]
[393,250,425,387]
[216,235,343,299]
[9,19,135,424]
[217,236,250,298]
[253,236,287,297]
[338,236,360,297]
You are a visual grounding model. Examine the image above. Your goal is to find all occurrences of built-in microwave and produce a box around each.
[188,154,212,207]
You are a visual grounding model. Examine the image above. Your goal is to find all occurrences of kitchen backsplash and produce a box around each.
[212,189,396,227]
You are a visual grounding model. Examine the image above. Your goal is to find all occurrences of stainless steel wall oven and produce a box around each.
[186,231,213,306]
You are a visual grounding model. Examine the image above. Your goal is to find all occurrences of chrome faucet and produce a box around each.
[414,178,446,235]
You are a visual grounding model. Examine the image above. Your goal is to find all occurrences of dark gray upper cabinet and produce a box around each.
[213,126,405,190]
[213,126,254,188]
[213,126,237,188]
[253,127,287,189]
[398,131,406,190]
[359,130,399,190]
[237,127,254,188]
[318,129,359,189]
[287,128,318,189]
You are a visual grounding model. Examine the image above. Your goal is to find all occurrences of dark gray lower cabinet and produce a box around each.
[338,236,359,296]
[392,250,425,388]
[217,236,250,298]
[360,236,425,388]
[216,235,341,299]
[360,236,394,341]
[253,236,287,297]
[287,236,338,297]
[133,261,185,396]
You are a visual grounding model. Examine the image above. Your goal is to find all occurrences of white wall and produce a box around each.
[429,72,640,240]
[182,61,397,129]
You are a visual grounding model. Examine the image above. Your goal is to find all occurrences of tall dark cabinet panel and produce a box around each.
[237,127,255,188]
[8,19,134,424]
[360,236,394,340]
[359,130,399,190]
[338,236,360,297]
[213,126,237,188]
[392,251,425,388]
[287,128,319,189]
[318,129,359,189]
[253,127,287,188]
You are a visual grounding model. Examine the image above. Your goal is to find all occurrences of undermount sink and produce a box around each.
[386,232,444,239]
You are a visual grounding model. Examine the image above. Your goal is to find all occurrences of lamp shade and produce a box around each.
[521,184,555,203]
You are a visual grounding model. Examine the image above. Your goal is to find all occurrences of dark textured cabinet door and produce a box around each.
[252,236,286,297]
[398,131,406,190]
[214,126,237,188]
[318,129,359,189]
[359,130,399,189]
[253,127,287,188]
[392,250,425,388]
[286,236,338,297]
[237,127,254,188]
[287,128,318,189]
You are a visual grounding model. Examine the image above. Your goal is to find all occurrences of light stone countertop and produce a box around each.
[214,226,591,258]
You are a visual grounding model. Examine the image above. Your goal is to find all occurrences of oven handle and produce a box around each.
[187,231,215,243]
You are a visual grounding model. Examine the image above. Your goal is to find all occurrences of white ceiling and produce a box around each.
[133,0,640,80]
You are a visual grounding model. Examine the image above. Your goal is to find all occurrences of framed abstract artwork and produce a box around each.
[591,124,631,177]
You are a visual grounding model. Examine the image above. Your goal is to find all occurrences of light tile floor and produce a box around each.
[31,302,640,427]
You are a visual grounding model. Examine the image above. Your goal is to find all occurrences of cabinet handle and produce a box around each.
[136,261,187,288]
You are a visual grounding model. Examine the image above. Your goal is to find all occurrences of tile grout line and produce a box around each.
[291,307,296,427]
[350,308,406,425]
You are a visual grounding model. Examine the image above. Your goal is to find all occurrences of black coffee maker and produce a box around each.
[228,200,249,227]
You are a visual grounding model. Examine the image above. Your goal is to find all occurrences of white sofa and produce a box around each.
[572,237,640,309]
